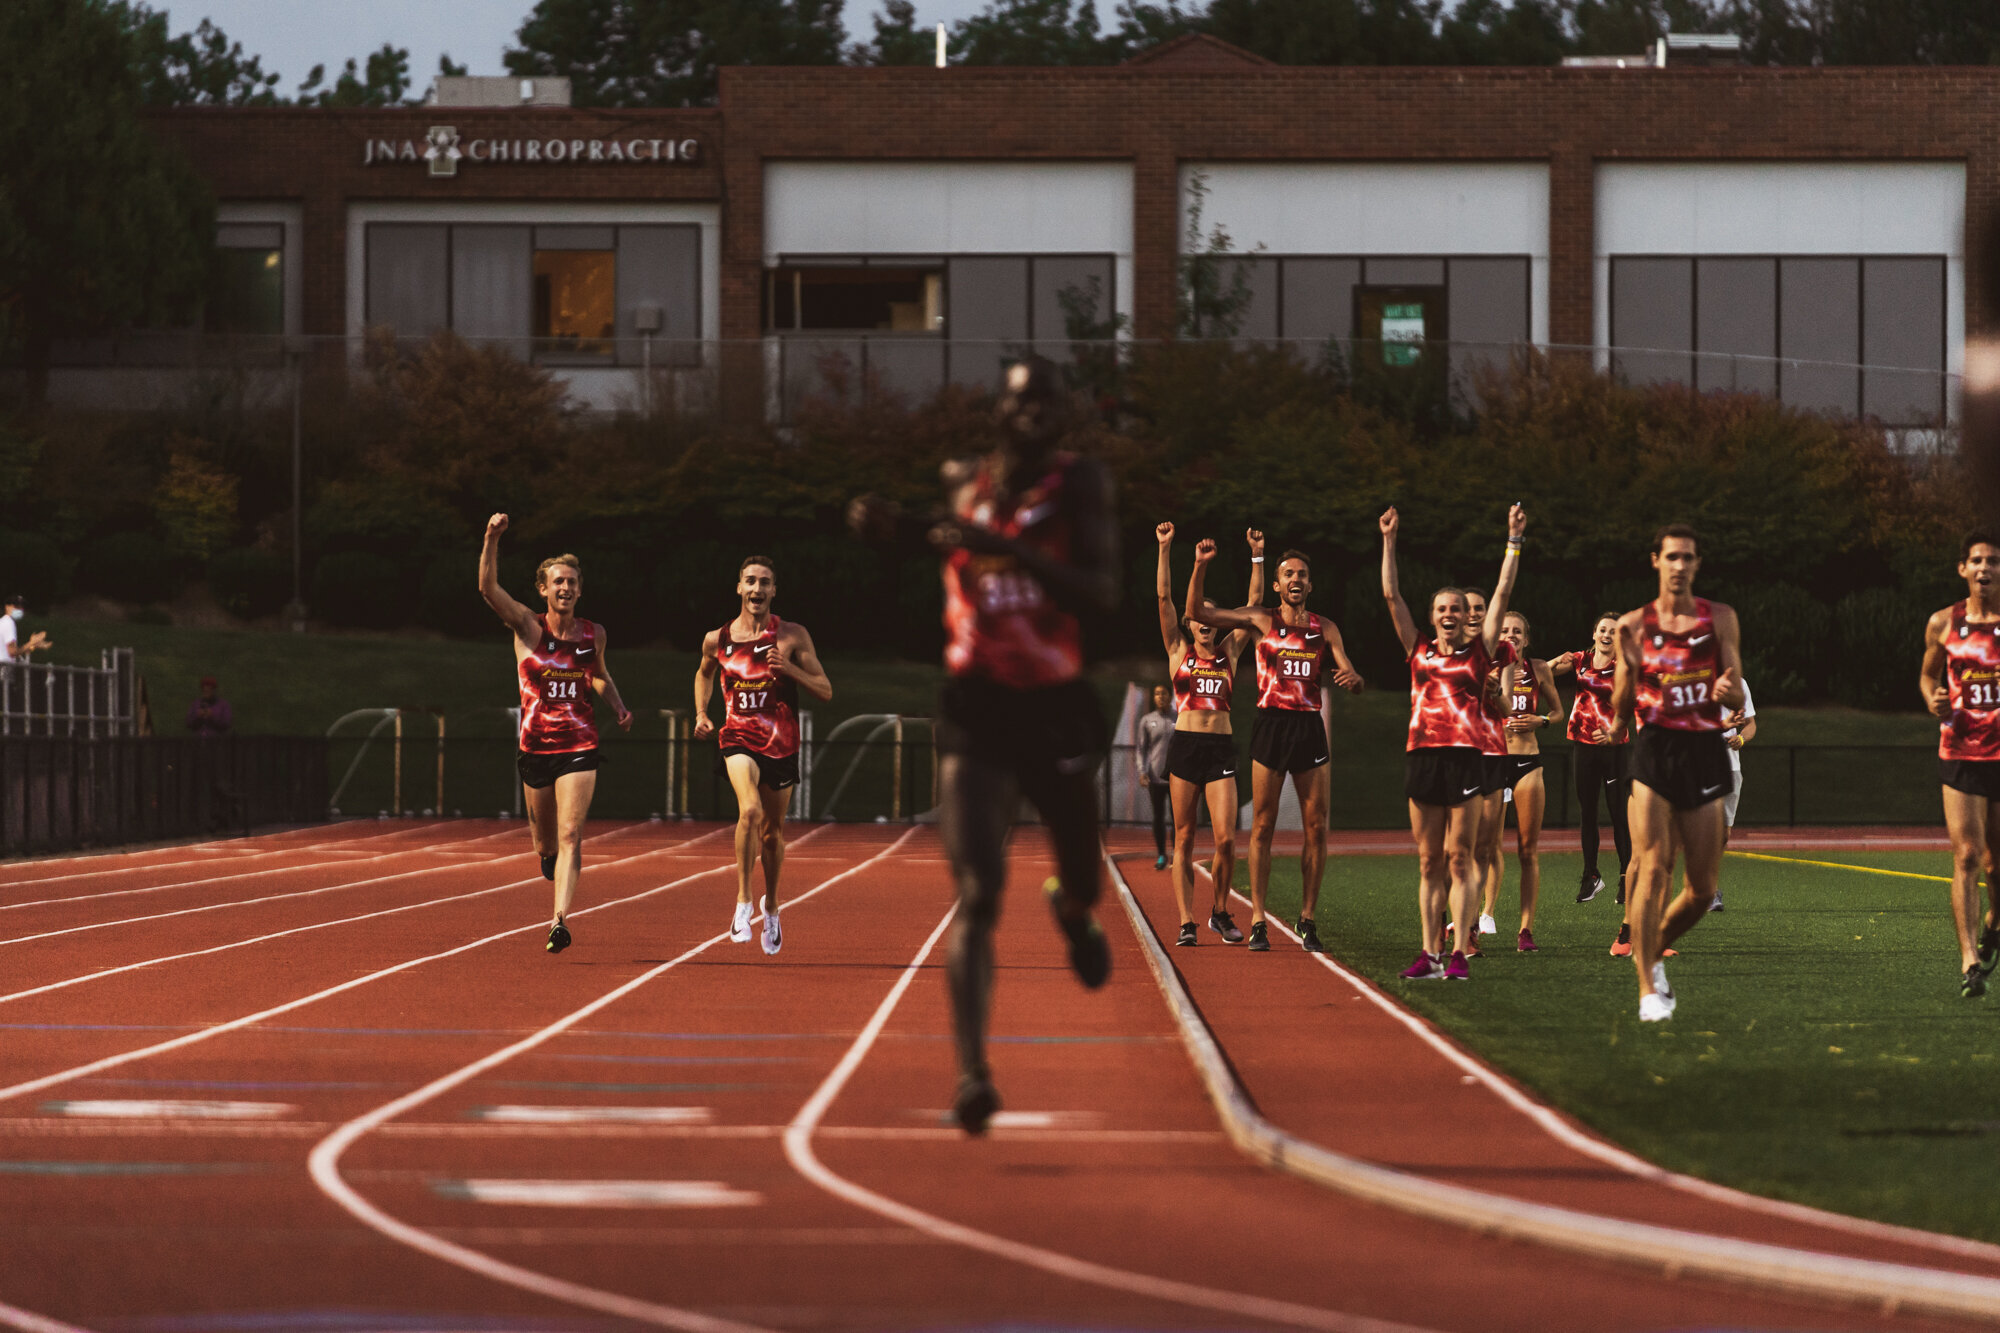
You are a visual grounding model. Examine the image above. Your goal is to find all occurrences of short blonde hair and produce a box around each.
[536,553,581,588]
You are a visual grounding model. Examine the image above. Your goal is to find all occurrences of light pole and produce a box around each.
[284,339,307,633]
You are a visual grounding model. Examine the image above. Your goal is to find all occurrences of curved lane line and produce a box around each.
[780,904,1433,1333]
[304,826,914,1333]
[0,819,531,888]
[0,1300,97,1333]
[0,829,738,1105]
[1132,857,2000,1323]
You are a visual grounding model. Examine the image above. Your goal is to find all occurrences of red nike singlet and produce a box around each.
[1255,613,1327,712]
[1173,648,1233,713]
[518,617,600,755]
[1408,638,1515,751]
[1635,599,1725,732]
[716,614,800,759]
[941,455,1084,689]
[1567,649,1623,745]
[1940,600,2000,761]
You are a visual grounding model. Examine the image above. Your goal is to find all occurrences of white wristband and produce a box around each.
[1251,557,1264,563]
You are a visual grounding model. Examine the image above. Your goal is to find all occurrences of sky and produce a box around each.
[188,0,995,92]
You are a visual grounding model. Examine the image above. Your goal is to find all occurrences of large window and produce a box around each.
[207,224,283,336]
[765,263,944,332]
[1609,255,1946,424]
[363,223,700,365]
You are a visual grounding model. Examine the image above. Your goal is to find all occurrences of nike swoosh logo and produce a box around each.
[1700,784,1725,797]
[1688,635,1712,646]
[1462,785,1480,796]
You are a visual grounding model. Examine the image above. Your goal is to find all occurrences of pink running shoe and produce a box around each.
[1517,929,1538,953]
[1399,951,1441,980]
[1443,950,1472,980]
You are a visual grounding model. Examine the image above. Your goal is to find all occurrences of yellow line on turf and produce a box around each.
[1728,850,1948,882]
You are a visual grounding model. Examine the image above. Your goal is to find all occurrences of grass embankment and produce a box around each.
[1256,849,2000,1243]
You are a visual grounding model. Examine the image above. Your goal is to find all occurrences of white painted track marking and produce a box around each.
[43,1100,294,1119]
[780,903,1434,1333]
[304,826,913,1333]
[0,1300,98,1333]
[1202,864,2000,1267]
[474,1106,712,1125]
[436,1180,762,1208]
[0,829,739,1107]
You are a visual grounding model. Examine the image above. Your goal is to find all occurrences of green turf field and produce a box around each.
[1257,849,2000,1244]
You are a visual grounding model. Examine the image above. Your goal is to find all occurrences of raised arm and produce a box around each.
[1712,602,1746,711]
[1154,521,1185,659]
[1922,607,1954,718]
[1480,504,1528,657]
[478,513,541,645]
[1229,527,1265,658]
[588,624,634,731]
[1185,538,1268,634]
[773,623,834,703]
[1379,507,1420,656]
[691,629,722,740]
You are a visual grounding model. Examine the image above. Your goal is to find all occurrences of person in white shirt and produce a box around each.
[1,594,50,664]
[1711,678,1757,910]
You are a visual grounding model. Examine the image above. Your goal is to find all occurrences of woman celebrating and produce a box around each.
[1496,611,1563,952]
[1381,504,1525,981]
[1551,614,1635,920]
[1153,521,1264,945]
[479,514,633,954]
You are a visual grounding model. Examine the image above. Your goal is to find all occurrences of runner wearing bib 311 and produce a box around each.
[1187,547,1364,954]
[1608,524,1745,1023]
[1920,530,2000,999]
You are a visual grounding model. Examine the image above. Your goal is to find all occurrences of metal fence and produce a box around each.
[0,736,329,857]
[0,651,137,738]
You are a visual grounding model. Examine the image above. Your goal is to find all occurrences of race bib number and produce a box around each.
[1962,679,2000,711]
[1280,658,1316,679]
[1665,680,1711,710]
[976,570,1044,615]
[734,689,770,713]
[1192,675,1226,696]
[544,679,582,701]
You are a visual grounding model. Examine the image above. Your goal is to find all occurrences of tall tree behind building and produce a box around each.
[506,0,849,106]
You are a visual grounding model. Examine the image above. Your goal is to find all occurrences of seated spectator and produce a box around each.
[2,594,51,662]
[187,676,234,737]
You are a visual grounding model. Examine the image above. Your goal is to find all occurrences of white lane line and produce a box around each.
[0,820,487,887]
[1133,858,2000,1323]
[304,826,914,1333]
[436,1180,762,1208]
[780,903,1429,1333]
[0,1300,98,1333]
[0,829,745,1107]
[0,827,730,1007]
[41,1100,295,1120]
[1199,865,2000,1267]
[473,1106,712,1125]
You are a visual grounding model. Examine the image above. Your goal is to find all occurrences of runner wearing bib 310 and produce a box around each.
[694,556,833,957]
[1186,546,1364,954]
[1608,524,1745,1023]
[1920,530,2000,999]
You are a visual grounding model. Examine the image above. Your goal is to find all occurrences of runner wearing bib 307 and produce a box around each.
[1608,524,1745,1023]
[1186,547,1363,954]
[1919,530,2000,999]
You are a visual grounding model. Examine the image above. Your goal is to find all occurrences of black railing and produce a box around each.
[1,736,329,857]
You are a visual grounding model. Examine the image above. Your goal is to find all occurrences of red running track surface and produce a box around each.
[0,818,1990,1332]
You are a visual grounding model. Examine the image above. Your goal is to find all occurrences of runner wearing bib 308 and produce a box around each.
[1186,546,1364,954]
[1495,611,1563,952]
[1608,524,1745,1023]
[1919,529,2000,999]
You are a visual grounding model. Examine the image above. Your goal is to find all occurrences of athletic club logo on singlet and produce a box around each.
[518,618,599,755]
[1567,650,1623,745]
[717,615,800,760]
[1174,649,1233,713]
[1636,599,1725,732]
[1407,638,1515,752]
[1255,613,1326,712]
[941,456,1084,689]
[1940,601,2000,761]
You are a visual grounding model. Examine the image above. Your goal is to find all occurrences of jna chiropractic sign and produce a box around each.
[364,127,702,177]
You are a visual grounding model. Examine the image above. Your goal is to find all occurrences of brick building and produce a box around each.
[124,37,1990,423]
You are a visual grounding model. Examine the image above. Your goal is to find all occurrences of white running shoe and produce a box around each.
[730,901,753,943]
[1639,993,1674,1023]
[761,908,782,955]
[1650,959,1674,1000]
[1477,913,1498,936]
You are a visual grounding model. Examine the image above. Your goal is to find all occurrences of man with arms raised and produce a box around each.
[694,556,833,956]
[1607,524,1744,1021]
[1186,546,1363,953]
[1919,531,2000,998]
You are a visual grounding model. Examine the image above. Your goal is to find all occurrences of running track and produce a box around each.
[0,819,1993,1332]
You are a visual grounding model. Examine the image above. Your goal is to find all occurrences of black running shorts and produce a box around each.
[1249,707,1328,774]
[1632,728,1732,811]
[1504,754,1543,790]
[934,676,1108,776]
[1479,752,1510,796]
[1405,747,1484,807]
[1941,758,2000,801]
[719,746,800,792]
[517,748,600,790]
[1166,731,1238,787]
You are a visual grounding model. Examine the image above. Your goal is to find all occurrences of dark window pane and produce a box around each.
[1226,257,1280,343]
[948,257,1028,386]
[451,226,531,356]
[1448,257,1529,391]
[783,266,938,332]
[367,224,447,338]
[617,225,701,366]
[1279,259,1359,345]
[1364,258,1445,287]
[1611,257,1692,387]
[216,223,282,250]
[533,249,616,360]
[1862,257,1945,424]
[1695,258,1777,396]
[1032,255,1116,349]
[206,248,282,336]
[1779,258,1859,416]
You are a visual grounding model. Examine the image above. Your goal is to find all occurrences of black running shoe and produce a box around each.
[1246,921,1270,952]
[1045,880,1110,989]
[540,853,557,882]
[545,920,571,954]
[953,1072,1001,1136]
[1208,911,1245,944]
[1297,918,1324,953]
[1176,922,1197,947]
[1977,924,2000,976]
[1963,965,1987,999]
[1576,871,1603,904]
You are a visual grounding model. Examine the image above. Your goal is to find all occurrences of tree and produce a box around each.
[506,0,848,107]
[112,3,283,105]
[296,43,415,107]
[854,0,934,64]
[1202,0,1449,65]
[949,0,1125,64]
[0,0,214,405]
